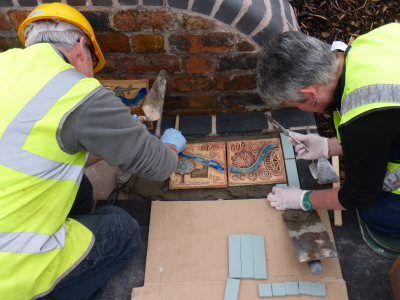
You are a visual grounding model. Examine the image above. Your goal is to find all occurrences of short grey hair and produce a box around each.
[23,19,91,59]
[257,31,339,106]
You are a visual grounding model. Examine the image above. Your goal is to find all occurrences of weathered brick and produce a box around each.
[96,34,130,53]
[186,56,214,74]
[219,54,258,71]
[182,14,212,30]
[164,95,186,110]
[122,55,180,73]
[172,76,229,92]
[236,36,255,51]
[230,74,257,90]
[169,33,233,53]
[188,94,218,109]
[81,11,110,31]
[101,57,117,73]
[0,34,24,51]
[132,34,164,53]
[114,10,178,31]
[8,11,29,31]
[218,93,264,106]
[0,14,9,30]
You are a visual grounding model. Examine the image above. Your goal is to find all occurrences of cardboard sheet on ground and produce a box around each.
[131,199,348,300]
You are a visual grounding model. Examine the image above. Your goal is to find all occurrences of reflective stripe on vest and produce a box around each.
[333,23,400,195]
[340,84,400,116]
[0,223,66,253]
[0,68,85,181]
[0,69,85,254]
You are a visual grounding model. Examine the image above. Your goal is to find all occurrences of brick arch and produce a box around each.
[140,0,301,45]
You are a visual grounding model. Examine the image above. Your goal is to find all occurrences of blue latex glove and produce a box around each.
[160,128,187,153]
[133,114,147,129]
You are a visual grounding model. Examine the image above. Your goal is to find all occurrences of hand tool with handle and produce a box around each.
[264,112,310,151]
[107,169,131,205]
[135,70,168,123]
[282,210,338,275]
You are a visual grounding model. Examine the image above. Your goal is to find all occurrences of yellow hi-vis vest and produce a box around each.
[333,23,400,194]
[0,43,102,299]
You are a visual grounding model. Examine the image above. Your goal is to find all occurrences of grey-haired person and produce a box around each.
[258,24,400,237]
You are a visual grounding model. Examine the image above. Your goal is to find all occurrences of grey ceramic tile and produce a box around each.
[0,0,13,6]
[258,283,272,298]
[285,282,299,296]
[161,115,211,135]
[18,0,38,5]
[249,0,283,46]
[271,109,316,128]
[282,0,296,29]
[280,132,295,159]
[252,235,267,280]
[119,0,139,5]
[224,278,240,300]
[272,283,286,297]
[285,159,300,188]
[299,281,312,295]
[216,112,268,134]
[240,234,254,278]
[143,0,163,5]
[191,0,216,15]
[312,282,326,297]
[228,235,241,278]
[235,0,266,35]
[92,0,113,5]
[214,0,243,25]
[167,0,188,8]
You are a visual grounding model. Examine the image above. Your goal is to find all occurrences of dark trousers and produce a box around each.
[358,191,400,237]
[41,175,141,300]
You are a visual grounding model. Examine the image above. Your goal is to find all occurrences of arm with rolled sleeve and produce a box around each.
[60,87,177,181]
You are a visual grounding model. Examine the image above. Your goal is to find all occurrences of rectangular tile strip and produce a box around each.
[240,234,254,278]
[258,283,272,298]
[272,282,286,297]
[311,282,326,297]
[285,282,299,296]
[252,235,267,280]
[280,132,295,159]
[285,159,300,188]
[299,281,312,295]
[228,235,242,278]
[224,278,240,300]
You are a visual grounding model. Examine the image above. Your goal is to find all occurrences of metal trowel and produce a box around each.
[136,70,168,123]
[107,169,132,206]
[282,210,338,275]
[304,127,338,184]
[317,158,339,185]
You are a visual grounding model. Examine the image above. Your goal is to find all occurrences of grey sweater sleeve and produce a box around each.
[60,87,176,181]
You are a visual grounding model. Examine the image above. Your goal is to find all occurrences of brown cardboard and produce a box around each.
[132,199,348,300]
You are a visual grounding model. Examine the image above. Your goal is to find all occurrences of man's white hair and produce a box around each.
[23,19,91,58]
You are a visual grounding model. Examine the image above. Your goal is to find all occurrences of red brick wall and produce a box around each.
[0,2,298,115]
